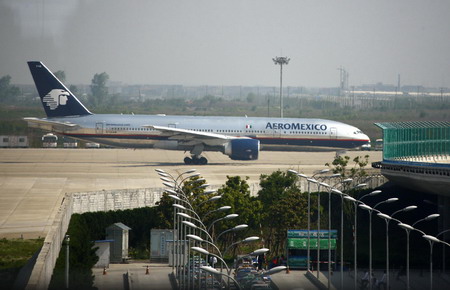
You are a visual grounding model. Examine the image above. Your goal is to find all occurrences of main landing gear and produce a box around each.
[184,155,208,165]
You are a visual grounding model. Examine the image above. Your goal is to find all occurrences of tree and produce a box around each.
[69,85,78,95]
[246,93,256,103]
[214,177,262,242]
[53,70,66,83]
[325,154,370,184]
[89,72,109,107]
[257,171,308,255]
[0,75,20,103]
[48,214,98,290]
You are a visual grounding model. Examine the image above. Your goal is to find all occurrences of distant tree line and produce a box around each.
[0,75,20,103]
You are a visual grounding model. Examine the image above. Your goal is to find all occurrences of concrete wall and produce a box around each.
[25,187,163,290]
[72,188,164,214]
[25,195,73,290]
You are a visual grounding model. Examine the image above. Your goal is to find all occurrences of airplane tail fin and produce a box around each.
[27,61,92,117]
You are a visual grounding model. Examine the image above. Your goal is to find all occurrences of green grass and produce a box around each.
[0,238,43,269]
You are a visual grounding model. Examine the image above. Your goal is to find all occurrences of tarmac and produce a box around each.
[92,263,450,290]
[0,148,381,239]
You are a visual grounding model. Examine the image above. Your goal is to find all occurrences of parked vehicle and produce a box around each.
[42,133,58,148]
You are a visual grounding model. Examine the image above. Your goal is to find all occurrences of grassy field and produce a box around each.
[0,238,43,288]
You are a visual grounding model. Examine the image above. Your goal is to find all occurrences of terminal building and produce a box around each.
[372,121,450,243]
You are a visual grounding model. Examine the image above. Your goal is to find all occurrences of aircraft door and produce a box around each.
[95,122,104,134]
[330,127,337,139]
[168,123,177,128]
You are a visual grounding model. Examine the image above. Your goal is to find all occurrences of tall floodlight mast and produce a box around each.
[273,56,290,118]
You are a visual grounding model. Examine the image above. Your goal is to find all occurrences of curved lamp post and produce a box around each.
[359,197,398,290]
[200,266,241,290]
[241,266,287,289]
[191,246,230,272]
[318,175,346,290]
[289,168,330,274]
[223,236,260,258]
[306,177,318,271]
[312,170,330,278]
[196,195,221,208]
[436,229,450,274]
[397,213,440,290]
[422,234,440,290]
[331,185,351,290]
[376,205,417,290]
[202,205,232,220]
[186,233,223,262]
[343,185,373,290]
[208,213,239,233]
[216,224,249,242]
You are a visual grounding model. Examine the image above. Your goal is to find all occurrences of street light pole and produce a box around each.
[316,182,323,279]
[397,223,413,290]
[359,197,398,290]
[306,177,317,272]
[342,185,372,290]
[312,169,331,279]
[273,56,290,118]
[436,229,450,275]
[289,170,315,272]
[377,205,417,289]
[332,186,351,290]
[65,235,70,289]
[376,205,417,290]
[422,235,440,290]
[397,213,440,290]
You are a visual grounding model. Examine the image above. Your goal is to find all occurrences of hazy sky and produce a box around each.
[1,0,450,88]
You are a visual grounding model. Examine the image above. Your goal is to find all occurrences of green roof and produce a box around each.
[375,121,450,159]
[375,121,450,130]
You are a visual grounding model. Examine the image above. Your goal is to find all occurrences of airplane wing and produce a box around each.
[143,125,248,146]
[24,117,80,131]
[144,125,232,139]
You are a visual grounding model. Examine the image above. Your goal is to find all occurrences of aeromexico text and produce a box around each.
[265,122,328,131]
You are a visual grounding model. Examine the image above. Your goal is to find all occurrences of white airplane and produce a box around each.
[25,61,370,165]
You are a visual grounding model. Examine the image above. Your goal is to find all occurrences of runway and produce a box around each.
[0,148,382,239]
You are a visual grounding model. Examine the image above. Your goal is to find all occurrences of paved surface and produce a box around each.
[93,265,450,290]
[271,270,321,290]
[93,263,173,290]
[0,148,381,238]
[324,268,450,290]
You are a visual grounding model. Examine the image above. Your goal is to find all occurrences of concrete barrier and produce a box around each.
[72,188,164,214]
[25,187,163,290]
[25,195,73,290]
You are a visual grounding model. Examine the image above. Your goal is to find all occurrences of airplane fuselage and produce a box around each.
[30,114,369,152]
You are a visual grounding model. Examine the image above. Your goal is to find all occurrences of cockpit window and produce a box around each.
[354,130,363,134]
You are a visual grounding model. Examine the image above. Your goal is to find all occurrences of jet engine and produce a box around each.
[224,139,260,160]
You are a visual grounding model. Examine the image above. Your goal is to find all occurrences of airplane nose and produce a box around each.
[362,133,370,143]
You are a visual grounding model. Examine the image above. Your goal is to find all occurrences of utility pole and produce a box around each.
[273,56,290,118]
